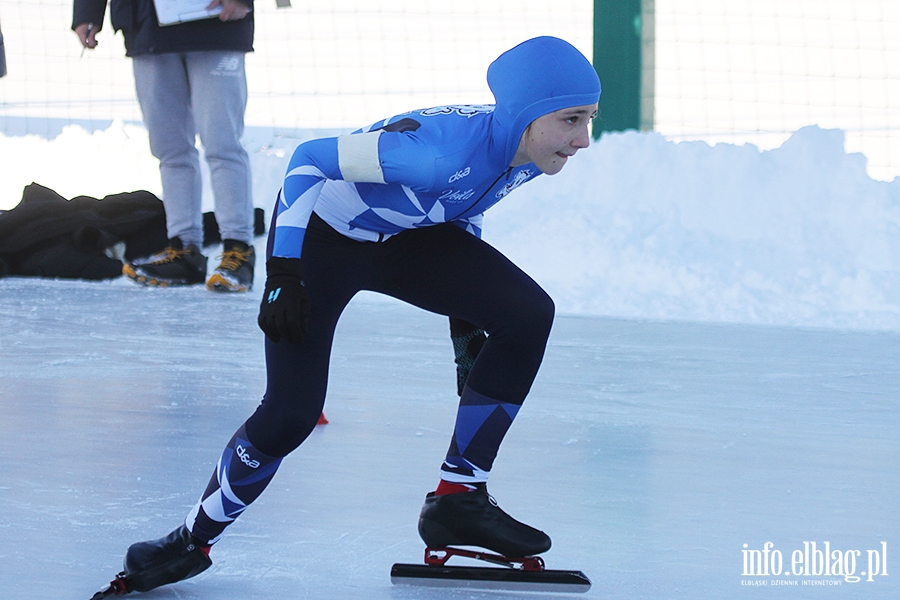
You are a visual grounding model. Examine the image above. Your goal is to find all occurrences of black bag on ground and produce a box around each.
[0,183,168,280]
[0,182,268,281]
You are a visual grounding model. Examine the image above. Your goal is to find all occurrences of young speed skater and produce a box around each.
[93,35,601,595]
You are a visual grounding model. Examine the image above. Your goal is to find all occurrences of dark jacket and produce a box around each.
[0,183,266,279]
[72,0,254,57]
[0,183,168,280]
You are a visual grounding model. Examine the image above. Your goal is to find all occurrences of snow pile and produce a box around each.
[489,126,900,330]
[1,122,898,331]
[0,123,161,203]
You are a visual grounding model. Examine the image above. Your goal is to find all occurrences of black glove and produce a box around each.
[258,257,310,344]
[449,317,487,396]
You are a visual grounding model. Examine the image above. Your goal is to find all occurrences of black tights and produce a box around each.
[245,213,554,458]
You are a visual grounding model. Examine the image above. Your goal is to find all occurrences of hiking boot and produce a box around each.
[123,238,207,287]
[418,485,552,557]
[206,239,255,292]
[122,525,212,593]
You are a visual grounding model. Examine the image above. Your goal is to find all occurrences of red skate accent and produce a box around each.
[106,573,130,595]
[317,413,329,425]
[425,546,546,572]
[434,480,475,495]
[88,572,131,599]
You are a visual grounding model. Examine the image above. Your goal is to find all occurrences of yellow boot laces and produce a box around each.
[216,248,252,272]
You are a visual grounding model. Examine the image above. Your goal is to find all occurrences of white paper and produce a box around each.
[153,0,224,26]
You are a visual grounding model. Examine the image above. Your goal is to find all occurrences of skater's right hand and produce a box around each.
[258,257,310,344]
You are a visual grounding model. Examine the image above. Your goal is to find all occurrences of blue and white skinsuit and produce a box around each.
[185,36,601,545]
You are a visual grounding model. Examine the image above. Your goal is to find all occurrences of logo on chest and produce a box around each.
[449,167,471,184]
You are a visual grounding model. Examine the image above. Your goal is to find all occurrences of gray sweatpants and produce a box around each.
[133,51,253,247]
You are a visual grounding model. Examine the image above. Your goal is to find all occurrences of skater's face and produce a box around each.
[511,103,598,175]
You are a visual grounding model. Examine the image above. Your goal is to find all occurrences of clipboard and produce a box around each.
[153,0,224,26]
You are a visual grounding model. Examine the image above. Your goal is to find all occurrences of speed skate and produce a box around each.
[390,546,591,593]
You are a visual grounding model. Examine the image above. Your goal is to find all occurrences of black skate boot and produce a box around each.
[121,525,212,592]
[418,485,551,557]
[123,238,207,287]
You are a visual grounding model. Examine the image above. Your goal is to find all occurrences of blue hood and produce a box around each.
[488,36,602,166]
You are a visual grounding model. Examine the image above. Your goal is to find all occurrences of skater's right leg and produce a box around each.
[184,213,363,545]
[185,272,356,543]
[184,423,283,544]
[119,373,305,593]
[121,214,361,593]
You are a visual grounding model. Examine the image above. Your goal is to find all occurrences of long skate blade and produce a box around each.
[88,585,121,600]
[390,563,591,593]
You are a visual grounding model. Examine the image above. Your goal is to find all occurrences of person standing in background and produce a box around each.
[1,17,7,78]
[73,0,257,292]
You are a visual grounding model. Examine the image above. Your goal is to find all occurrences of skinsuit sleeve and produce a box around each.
[272,129,437,259]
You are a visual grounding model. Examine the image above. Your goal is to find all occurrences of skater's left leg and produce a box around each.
[370,224,554,555]
[372,223,554,486]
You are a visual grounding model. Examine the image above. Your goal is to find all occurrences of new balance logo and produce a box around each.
[212,56,241,76]
[236,445,260,468]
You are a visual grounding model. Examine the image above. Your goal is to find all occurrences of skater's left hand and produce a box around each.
[258,257,310,344]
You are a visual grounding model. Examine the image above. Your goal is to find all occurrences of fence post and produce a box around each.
[592,0,653,137]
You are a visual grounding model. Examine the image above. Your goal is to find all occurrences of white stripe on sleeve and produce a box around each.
[337,131,385,184]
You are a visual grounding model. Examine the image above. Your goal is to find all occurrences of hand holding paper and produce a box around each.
[154,0,250,26]
[207,0,252,21]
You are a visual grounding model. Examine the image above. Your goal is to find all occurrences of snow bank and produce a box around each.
[490,126,900,330]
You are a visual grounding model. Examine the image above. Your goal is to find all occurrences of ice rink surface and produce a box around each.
[1,265,898,599]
